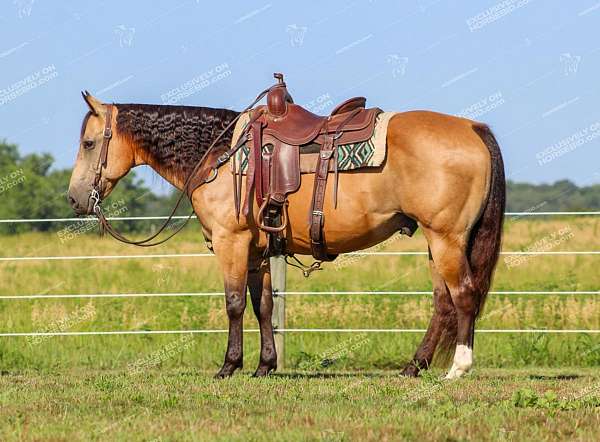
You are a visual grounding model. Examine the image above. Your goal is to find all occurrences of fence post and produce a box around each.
[270,255,286,370]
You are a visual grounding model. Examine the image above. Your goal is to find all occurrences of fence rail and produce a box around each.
[0,211,599,224]
[1,290,599,300]
[0,328,600,338]
[1,250,599,262]
[1,212,599,360]
[2,328,599,337]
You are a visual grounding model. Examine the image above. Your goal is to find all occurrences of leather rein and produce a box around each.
[89,84,275,247]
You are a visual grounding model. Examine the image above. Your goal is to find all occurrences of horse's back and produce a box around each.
[388,110,491,161]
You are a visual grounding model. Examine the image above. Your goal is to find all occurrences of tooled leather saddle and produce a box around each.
[237,73,382,261]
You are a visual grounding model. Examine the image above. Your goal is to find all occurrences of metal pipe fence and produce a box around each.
[1,212,598,364]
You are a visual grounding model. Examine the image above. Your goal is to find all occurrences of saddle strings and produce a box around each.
[93,83,277,247]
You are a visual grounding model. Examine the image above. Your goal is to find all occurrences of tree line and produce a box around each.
[0,140,598,234]
[0,140,190,234]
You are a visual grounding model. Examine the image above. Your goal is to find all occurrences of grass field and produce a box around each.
[1,369,600,441]
[0,216,599,440]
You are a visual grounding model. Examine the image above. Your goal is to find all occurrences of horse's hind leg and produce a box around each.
[424,228,478,379]
[247,260,277,377]
[401,250,455,377]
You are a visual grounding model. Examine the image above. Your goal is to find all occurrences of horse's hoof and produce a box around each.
[444,367,470,380]
[252,364,276,378]
[400,363,420,377]
[214,362,242,379]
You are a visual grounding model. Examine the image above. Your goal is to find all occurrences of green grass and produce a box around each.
[0,217,598,440]
[1,368,600,441]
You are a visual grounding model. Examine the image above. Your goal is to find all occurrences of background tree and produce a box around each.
[0,140,165,234]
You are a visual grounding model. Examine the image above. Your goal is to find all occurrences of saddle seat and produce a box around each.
[258,80,377,146]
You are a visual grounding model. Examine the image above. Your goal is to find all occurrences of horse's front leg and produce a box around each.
[213,231,252,378]
[248,259,277,377]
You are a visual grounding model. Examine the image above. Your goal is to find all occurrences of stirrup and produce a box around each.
[257,197,288,233]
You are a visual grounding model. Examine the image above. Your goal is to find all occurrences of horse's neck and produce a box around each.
[117,103,239,192]
[135,150,187,190]
[135,142,228,193]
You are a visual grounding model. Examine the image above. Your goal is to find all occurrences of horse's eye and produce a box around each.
[83,140,95,150]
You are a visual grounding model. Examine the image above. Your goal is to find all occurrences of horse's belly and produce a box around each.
[282,171,406,255]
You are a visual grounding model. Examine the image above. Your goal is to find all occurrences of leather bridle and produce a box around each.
[89,83,276,247]
[89,104,113,216]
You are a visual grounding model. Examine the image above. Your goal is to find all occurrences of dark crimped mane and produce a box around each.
[115,103,239,181]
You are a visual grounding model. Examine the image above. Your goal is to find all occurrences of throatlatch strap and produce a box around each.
[93,104,113,188]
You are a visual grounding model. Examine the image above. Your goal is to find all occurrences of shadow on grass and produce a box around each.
[527,374,582,381]
[272,371,402,379]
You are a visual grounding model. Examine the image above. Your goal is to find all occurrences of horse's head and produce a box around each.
[68,92,135,215]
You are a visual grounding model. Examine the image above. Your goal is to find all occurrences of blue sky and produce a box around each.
[1,0,599,193]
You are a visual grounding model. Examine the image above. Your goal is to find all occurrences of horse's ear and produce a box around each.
[81,90,104,116]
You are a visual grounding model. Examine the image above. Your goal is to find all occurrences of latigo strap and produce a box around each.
[309,136,335,261]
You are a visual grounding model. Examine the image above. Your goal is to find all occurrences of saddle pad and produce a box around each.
[230,111,397,175]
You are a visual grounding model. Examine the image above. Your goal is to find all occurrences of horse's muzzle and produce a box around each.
[67,190,94,215]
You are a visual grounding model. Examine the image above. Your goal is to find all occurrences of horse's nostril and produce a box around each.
[68,194,77,208]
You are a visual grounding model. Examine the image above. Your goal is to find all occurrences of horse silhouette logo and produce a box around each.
[115,25,136,48]
[286,24,308,47]
[560,53,581,76]
[387,55,409,78]
[14,0,34,18]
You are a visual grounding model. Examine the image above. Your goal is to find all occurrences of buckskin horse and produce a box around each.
[67,78,505,379]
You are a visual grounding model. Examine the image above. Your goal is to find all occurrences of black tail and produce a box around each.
[438,124,506,354]
[469,124,506,315]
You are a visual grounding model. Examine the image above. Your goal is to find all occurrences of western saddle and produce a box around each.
[237,73,382,262]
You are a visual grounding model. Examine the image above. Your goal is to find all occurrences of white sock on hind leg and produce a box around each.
[445,344,473,379]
